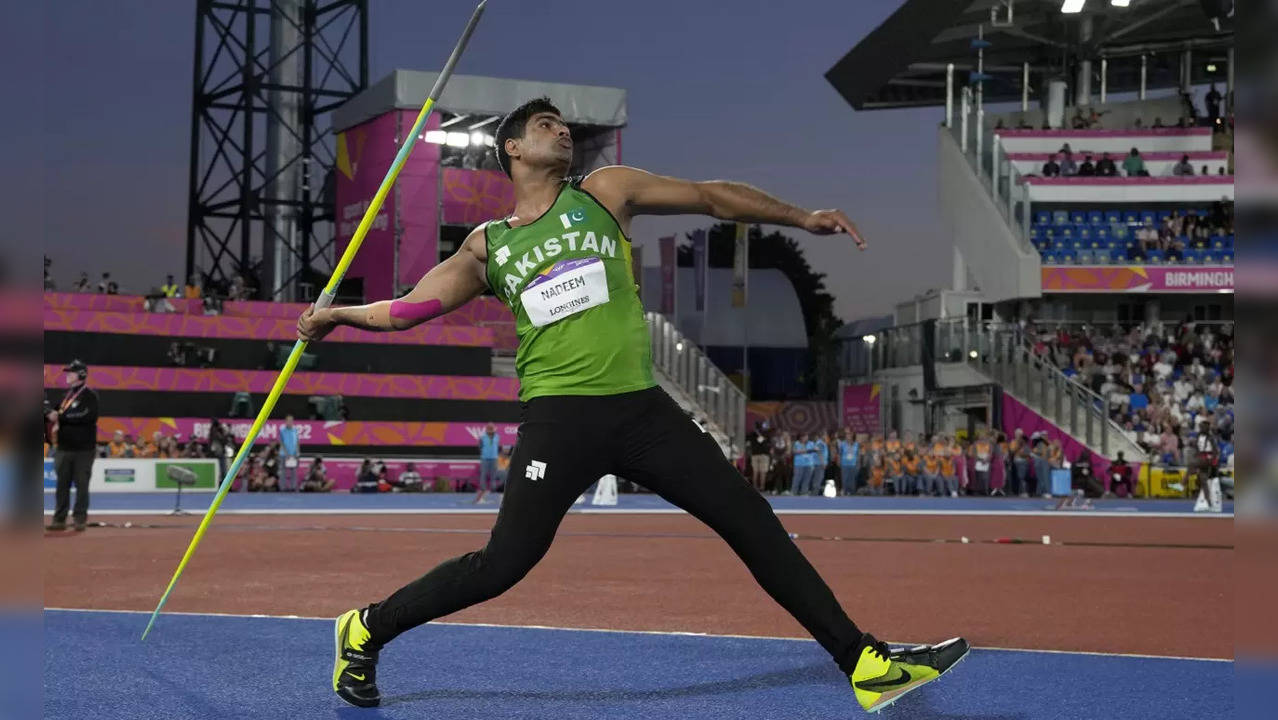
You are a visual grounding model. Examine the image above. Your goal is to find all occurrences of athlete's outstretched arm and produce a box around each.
[297,226,489,342]
[582,165,865,249]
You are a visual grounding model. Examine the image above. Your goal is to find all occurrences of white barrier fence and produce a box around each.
[43,457,221,493]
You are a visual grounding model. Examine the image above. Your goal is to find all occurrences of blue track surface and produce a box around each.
[43,491,1230,515]
[45,610,1230,719]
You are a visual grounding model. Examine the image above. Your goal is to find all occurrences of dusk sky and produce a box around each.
[29,0,952,321]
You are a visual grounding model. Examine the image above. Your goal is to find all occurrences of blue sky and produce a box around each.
[28,0,951,320]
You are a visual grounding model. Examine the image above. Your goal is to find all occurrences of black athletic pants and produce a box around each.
[363,387,865,673]
[52,449,94,524]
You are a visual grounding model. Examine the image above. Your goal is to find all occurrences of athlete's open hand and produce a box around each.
[803,209,867,250]
[297,304,338,342]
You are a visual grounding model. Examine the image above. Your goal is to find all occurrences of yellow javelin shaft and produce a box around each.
[142,0,487,641]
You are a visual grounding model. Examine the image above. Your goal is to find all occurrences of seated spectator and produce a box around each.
[1086,108,1106,128]
[1152,117,1165,128]
[137,432,161,458]
[1071,449,1103,497]
[1133,117,1145,129]
[939,437,959,497]
[352,458,380,493]
[1060,151,1078,177]
[1200,165,1209,176]
[1017,116,1033,129]
[901,448,921,496]
[1172,154,1195,176]
[1096,152,1118,177]
[97,272,112,293]
[1106,452,1136,497]
[921,439,942,496]
[1135,221,1160,258]
[301,458,334,492]
[1041,154,1061,177]
[73,272,91,292]
[1077,154,1096,176]
[1123,148,1148,177]
[394,462,424,492]
[107,430,129,457]
[1071,109,1088,129]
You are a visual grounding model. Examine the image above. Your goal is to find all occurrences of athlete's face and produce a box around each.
[508,112,572,172]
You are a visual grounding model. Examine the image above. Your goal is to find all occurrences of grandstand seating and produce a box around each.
[1032,204,1231,266]
[1029,206,1233,266]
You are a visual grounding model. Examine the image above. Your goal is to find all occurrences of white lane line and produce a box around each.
[44,606,1233,663]
[43,508,1233,519]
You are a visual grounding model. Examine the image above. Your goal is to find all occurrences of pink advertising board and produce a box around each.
[44,308,493,346]
[99,417,519,448]
[1042,265,1234,293]
[441,168,515,225]
[335,111,442,301]
[1001,393,1112,477]
[44,364,519,401]
[394,110,442,293]
[839,383,882,435]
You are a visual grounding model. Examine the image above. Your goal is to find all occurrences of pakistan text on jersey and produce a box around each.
[500,230,619,296]
[549,295,594,318]
[539,276,586,301]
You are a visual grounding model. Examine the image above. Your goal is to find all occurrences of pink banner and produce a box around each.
[98,417,519,448]
[1042,265,1234,293]
[1001,393,1112,477]
[997,128,1211,138]
[839,383,882,435]
[441,168,516,226]
[334,112,407,301]
[44,292,517,351]
[395,111,443,293]
[1006,150,1226,161]
[1023,175,1234,186]
[44,365,519,401]
[43,309,493,347]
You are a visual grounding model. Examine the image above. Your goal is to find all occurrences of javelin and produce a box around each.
[141,0,488,641]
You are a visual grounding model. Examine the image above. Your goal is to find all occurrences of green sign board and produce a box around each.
[154,461,217,489]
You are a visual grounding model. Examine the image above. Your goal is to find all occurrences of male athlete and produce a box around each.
[298,97,967,714]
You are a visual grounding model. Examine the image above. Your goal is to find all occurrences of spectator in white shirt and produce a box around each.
[1153,357,1175,381]
[1173,377,1193,403]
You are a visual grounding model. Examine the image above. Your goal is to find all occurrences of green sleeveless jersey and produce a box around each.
[484,178,655,401]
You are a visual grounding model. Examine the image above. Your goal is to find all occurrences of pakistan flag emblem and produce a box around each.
[558,207,587,229]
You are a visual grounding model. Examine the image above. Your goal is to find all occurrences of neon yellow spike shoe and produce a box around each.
[849,634,969,714]
[333,608,381,708]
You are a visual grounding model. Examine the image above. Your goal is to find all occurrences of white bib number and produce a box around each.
[520,257,610,327]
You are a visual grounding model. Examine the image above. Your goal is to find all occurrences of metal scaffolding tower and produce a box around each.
[187,0,368,301]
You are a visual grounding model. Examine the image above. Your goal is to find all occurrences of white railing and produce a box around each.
[948,116,1036,253]
[647,311,746,453]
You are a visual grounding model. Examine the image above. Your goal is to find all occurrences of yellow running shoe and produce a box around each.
[849,634,969,713]
[332,608,381,707]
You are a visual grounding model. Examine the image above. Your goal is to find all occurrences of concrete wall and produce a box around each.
[937,128,1041,303]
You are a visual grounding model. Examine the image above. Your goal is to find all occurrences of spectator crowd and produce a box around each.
[1027,320,1234,472]
[746,422,1135,499]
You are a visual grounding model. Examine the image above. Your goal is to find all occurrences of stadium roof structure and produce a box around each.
[333,70,627,133]
[826,0,1234,111]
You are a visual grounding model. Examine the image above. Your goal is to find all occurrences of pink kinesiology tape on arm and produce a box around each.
[389,298,444,325]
